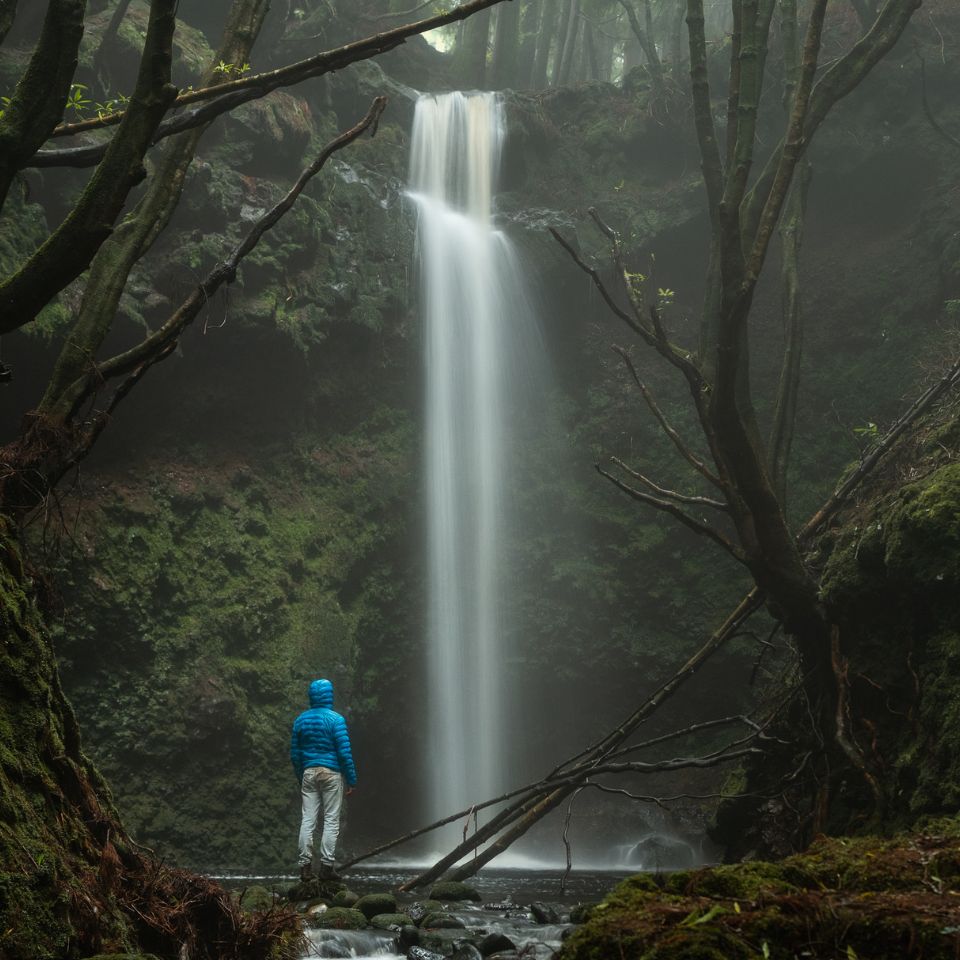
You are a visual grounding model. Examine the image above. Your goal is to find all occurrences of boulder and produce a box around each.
[478,932,517,955]
[309,906,368,930]
[355,892,398,920]
[370,912,413,930]
[234,884,274,913]
[529,901,563,924]
[331,887,360,907]
[408,900,444,925]
[408,947,445,960]
[429,881,482,902]
[399,924,421,950]
[451,942,484,960]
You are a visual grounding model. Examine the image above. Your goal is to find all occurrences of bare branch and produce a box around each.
[613,345,724,489]
[610,456,728,511]
[597,462,747,564]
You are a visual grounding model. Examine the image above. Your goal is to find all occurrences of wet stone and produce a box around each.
[422,911,466,929]
[408,947,446,960]
[451,941,483,960]
[478,932,517,956]
[409,900,444,925]
[529,901,563,924]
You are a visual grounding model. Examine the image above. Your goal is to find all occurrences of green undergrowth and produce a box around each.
[563,823,960,959]
[48,406,416,870]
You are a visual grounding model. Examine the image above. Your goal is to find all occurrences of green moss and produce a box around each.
[427,880,482,902]
[310,906,367,930]
[562,821,960,960]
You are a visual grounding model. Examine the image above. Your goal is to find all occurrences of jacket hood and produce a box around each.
[308,678,334,708]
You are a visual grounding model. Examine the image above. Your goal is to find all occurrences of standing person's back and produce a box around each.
[290,678,357,880]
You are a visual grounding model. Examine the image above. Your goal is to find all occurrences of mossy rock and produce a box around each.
[569,901,602,924]
[369,911,413,929]
[234,884,275,913]
[310,906,368,930]
[331,887,360,907]
[561,823,960,959]
[355,891,398,920]
[665,862,797,899]
[428,880,482,902]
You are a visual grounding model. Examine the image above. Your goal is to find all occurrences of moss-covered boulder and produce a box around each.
[331,887,360,907]
[428,880,482,902]
[309,906,368,930]
[369,911,413,929]
[561,823,960,959]
[355,891,397,920]
[234,884,276,913]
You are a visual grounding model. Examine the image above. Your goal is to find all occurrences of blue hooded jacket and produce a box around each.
[290,679,357,786]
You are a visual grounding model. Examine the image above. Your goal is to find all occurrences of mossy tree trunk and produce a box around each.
[0,519,142,957]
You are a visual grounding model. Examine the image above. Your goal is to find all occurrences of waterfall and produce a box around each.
[408,92,534,836]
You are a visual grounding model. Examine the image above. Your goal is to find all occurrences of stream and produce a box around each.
[219,865,635,960]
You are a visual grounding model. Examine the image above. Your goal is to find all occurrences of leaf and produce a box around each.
[680,904,726,927]
[761,942,770,959]
[847,946,859,959]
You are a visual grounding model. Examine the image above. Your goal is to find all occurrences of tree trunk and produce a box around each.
[530,0,557,89]
[457,6,491,88]
[490,0,520,89]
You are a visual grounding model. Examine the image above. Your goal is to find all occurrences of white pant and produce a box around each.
[298,766,344,866]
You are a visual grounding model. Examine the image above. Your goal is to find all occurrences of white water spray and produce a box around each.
[409,92,535,832]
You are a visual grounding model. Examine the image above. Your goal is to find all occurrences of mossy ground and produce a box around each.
[563,825,960,959]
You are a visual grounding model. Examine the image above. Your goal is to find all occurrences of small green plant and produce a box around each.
[657,286,675,306]
[65,83,91,116]
[0,95,10,121]
[853,421,879,441]
[214,61,252,76]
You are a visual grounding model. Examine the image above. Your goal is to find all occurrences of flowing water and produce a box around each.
[408,92,539,833]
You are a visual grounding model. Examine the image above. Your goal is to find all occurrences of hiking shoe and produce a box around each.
[299,864,314,881]
[318,862,343,881]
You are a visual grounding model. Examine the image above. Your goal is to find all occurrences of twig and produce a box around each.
[613,345,724,489]
[596,462,747,564]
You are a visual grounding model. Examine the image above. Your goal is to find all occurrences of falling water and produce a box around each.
[408,92,534,835]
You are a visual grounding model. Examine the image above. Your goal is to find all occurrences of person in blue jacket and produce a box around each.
[290,678,358,880]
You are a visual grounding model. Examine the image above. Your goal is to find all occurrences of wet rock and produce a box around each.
[478,932,517,956]
[408,947,445,960]
[422,911,466,929]
[355,892,397,920]
[370,911,413,930]
[529,901,563,924]
[408,900,444,924]
[451,941,484,960]
[310,906,368,930]
[482,900,518,912]
[399,924,421,950]
[429,880,482,902]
